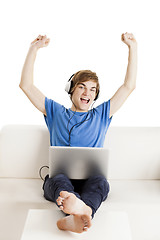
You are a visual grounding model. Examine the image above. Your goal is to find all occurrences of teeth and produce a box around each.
[80,98,90,103]
[82,98,89,101]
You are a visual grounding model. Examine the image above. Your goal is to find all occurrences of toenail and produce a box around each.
[83,227,88,230]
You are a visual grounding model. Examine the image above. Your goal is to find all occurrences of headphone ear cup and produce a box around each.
[65,74,75,94]
[65,80,72,94]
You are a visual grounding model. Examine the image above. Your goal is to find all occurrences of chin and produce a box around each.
[76,101,93,112]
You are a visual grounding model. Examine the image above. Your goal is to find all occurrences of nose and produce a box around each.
[83,88,89,95]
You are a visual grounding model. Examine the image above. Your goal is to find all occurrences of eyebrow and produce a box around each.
[78,83,97,89]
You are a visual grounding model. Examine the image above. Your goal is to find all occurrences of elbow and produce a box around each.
[133,83,136,90]
[19,83,22,89]
[125,83,136,93]
[19,78,24,90]
[19,82,26,92]
[131,84,136,91]
[19,80,31,92]
[129,85,136,94]
[19,83,29,96]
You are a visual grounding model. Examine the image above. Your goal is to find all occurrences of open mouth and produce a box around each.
[80,98,90,104]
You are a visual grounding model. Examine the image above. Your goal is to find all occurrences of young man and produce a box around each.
[20,33,137,233]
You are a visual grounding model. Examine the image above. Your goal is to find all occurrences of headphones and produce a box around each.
[65,74,99,101]
[65,74,75,94]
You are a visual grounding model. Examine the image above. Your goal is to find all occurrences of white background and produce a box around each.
[0,0,160,129]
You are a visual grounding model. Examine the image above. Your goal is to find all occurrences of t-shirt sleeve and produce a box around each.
[43,97,55,133]
[96,99,113,132]
[43,97,62,134]
[104,99,113,125]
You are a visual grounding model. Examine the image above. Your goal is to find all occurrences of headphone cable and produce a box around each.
[67,102,95,146]
[39,165,49,181]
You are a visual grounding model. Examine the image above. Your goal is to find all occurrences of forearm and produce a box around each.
[109,33,137,117]
[124,45,137,90]
[20,45,38,89]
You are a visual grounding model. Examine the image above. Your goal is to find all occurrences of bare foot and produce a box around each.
[56,191,92,217]
[57,214,91,233]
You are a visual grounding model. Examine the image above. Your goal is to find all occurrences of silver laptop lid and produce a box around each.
[49,147,109,179]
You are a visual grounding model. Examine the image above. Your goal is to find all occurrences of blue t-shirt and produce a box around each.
[44,97,112,147]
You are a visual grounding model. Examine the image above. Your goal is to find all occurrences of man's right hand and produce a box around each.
[31,35,50,50]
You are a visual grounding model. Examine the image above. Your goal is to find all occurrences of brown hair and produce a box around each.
[70,70,100,97]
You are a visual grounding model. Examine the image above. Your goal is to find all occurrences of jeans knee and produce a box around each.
[43,173,68,190]
[98,175,110,192]
[103,179,110,199]
[88,174,110,198]
[43,173,71,202]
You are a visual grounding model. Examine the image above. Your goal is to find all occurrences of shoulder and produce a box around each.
[94,100,111,112]
[44,97,67,121]
[93,100,112,121]
[45,97,64,112]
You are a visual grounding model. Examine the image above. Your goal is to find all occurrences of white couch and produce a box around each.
[1,125,160,240]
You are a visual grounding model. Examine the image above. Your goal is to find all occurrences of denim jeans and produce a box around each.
[43,173,110,218]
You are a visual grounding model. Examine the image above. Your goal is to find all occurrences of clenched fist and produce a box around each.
[31,35,50,49]
[121,32,137,48]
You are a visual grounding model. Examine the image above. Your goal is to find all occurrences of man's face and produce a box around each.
[71,80,97,112]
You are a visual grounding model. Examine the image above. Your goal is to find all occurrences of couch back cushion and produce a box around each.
[0,125,49,178]
[0,125,160,179]
[106,127,160,180]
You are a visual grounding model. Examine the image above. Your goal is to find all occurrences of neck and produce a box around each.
[70,101,95,112]
[71,101,77,112]
[70,105,88,112]
[71,103,90,112]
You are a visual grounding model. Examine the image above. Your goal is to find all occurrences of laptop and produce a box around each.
[49,146,109,179]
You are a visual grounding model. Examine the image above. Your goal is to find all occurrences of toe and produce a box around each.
[60,191,70,198]
[83,227,88,231]
[81,215,92,228]
[57,196,64,203]
[56,198,61,204]
[60,206,64,210]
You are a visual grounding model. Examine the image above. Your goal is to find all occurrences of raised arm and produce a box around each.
[109,32,137,118]
[19,35,50,116]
